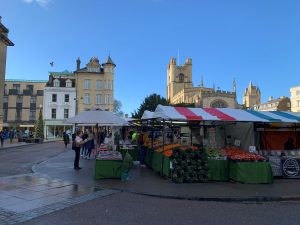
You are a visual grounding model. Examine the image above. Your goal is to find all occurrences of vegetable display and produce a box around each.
[222,146,265,162]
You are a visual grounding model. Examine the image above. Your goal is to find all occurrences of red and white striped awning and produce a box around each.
[151,105,300,123]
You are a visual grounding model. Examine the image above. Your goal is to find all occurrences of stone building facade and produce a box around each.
[74,56,115,113]
[243,81,261,109]
[3,80,46,130]
[166,57,237,108]
[0,17,14,130]
[290,86,300,113]
[43,70,76,139]
[253,96,291,111]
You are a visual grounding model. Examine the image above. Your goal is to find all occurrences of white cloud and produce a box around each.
[23,0,52,8]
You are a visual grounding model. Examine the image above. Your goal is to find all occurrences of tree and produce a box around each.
[113,99,124,117]
[132,93,169,119]
[34,108,44,139]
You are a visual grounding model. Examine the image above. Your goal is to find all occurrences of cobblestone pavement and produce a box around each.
[0,174,118,225]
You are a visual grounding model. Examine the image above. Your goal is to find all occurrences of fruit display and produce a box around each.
[154,143,181,153]
[222,146,265,162]
[206,148,226,160]
[171,147,208,183]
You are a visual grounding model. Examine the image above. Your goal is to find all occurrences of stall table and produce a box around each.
[208,159,229,181]
[119,145,139,161]
[229,161,273,184]
[94,151,123,179]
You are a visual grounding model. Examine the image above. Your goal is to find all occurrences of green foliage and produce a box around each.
[131,93,169,119]
[34,108,44,139]
[113,99,124,117]
[171,147,208,183]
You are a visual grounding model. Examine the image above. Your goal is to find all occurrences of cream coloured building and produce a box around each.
[74,56,115,113]
[167,57,237,108]
[243,81,261,109]
[3,80,46,130]
[0,17,14,130]
[290,86,300,113]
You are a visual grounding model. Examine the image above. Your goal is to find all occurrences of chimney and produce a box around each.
[76,57,81,71]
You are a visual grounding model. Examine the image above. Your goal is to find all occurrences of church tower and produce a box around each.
[243,81,261,108]
[167,57,193,103]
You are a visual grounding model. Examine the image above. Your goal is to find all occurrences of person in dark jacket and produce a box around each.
[0,131,4,148]
[63,132,70,149]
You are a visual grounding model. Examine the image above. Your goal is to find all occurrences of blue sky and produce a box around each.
[1,0,300,114]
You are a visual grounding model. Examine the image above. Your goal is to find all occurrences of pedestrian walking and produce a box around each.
[86,131,95,159]
[138,127,149,168]
[63,132,70,149]
[0,131,4,148]
[73,130,86,170]
[9,129,14,144]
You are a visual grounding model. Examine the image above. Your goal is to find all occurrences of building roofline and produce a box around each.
[5,79,47,83]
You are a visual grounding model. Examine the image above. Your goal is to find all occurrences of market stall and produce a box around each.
[64,110,129,179]
[95,151,123,179]
[141,105,300,183]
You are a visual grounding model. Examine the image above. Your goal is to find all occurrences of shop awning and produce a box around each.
[151,105,300,123]
[63,110,128,126]
[141,110,155,119]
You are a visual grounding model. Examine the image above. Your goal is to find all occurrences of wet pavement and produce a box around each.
[34,149,300,202]
[0,142,119,225]
[0,175,118,224]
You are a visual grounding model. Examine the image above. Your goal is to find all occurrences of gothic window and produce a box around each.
[179,73,184,83]
[210,100,228,108]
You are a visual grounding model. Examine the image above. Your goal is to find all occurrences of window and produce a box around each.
[51,108,56,119]
[211,100,228,108]
[66,79,72,87]
[96,80,102,90]
[53,79,60,87]
[65,94,69,102]
[297,100,300,107]
[26,85,34,92]
[96,94,102,105]
[13,84,20,94]
[84,93,90,104]
[107,80,111,90]
[64,109,69,119]
[3,109,7,122]
[296,90,300,96]
[16,96,23,103]
[85,79,91,89]
[15,110,22,121]
[30,97,36,104]
[52,94,57,102]
[179,73,184,83]
[29,110,36,121]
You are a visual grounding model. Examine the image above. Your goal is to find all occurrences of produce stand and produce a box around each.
[151,151,163,173]
[119,145,139,161]
[208,159,229,181]
[94,151,123,179]
[145,148,154,167]
[229,161,273,184]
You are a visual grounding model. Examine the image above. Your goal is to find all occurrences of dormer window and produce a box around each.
[66,79,72,87]
[53,79,60,87]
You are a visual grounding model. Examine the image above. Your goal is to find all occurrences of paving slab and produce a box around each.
[33,149,300,202]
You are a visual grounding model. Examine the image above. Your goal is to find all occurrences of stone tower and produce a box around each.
[243,81,261,108]
[166,57,193,101]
